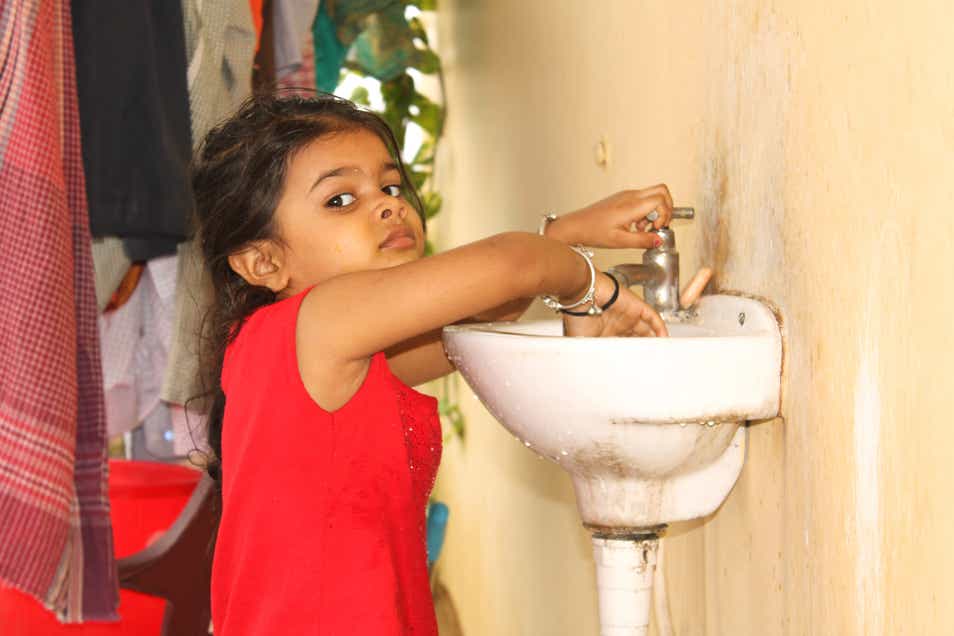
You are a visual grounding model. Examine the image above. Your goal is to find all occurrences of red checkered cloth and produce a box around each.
[0,0,117,622]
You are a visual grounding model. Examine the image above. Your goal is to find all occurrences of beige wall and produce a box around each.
[428,1,954,634]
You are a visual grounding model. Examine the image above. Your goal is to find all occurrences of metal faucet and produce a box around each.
[607,207,695,317]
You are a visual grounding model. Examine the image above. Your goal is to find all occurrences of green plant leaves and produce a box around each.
[421,191,443,220]
[438,395,465,442]
[412,48,441,74]
[349,85,371,106]
[410,91,443,138]
[380,74,415,148]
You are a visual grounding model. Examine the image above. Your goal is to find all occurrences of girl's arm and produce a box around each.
[381,185,680,387]
[383,328,451,387]
[542,186,676,249]
[384,296,533,388]
[301,231,589,362]
[461,296,534,323]
[298,232,592,408]
[464,185,679,324]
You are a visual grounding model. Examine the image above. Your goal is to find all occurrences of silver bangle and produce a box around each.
[538,212,558,236]
[541,244,601,315]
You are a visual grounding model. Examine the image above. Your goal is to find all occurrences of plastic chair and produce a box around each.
[115,470,216,636]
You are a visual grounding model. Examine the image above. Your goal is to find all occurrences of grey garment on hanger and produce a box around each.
[162,0,256,407]
[181,0,256,145]
[91,237,132,312]
[273,0,320,79]
[161,240,212,407]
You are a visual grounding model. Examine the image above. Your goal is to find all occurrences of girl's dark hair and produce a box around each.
[190,92,425,492]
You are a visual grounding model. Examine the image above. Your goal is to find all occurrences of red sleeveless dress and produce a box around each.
[211,289,442,635]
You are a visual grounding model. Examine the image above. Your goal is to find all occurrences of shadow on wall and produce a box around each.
[699,136,732,292]
[434,578,465,635]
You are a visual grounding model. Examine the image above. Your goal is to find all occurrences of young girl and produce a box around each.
[194,93,674,635]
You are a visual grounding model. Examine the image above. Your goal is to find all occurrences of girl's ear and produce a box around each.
[227,241,289,293]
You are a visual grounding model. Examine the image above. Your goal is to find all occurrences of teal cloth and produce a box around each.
[353,3,414,81]
[312,2,347,92]
[311,0,415,91]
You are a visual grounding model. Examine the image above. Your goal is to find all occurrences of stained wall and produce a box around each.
[430,2,954,633]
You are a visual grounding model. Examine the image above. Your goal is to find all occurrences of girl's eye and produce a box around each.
[327,193,356,207]
[382,184,402,197]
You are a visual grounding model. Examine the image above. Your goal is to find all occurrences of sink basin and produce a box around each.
[443,293,782,634]
[441,293,783,529]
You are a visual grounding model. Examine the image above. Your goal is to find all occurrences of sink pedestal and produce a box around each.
[578,424,746,635]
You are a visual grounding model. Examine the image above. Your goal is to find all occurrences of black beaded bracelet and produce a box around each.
[560,272,620,316]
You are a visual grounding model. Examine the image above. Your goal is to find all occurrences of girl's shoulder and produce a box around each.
[233,287,311,343]
[222,288,312,388]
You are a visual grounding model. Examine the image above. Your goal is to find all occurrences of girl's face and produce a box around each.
[271,127,426,297]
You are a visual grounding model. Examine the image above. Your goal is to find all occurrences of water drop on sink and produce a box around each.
[523,441,532,448]
[560,450,568,456]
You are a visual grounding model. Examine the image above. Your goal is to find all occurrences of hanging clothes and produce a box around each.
[92,235,188,462]
[99,256,178,441]
[311,0,416,92]
[253,0,277,89]
[0,0,117,622]
[312,0,348,92]
[71,0,194,262]
[350,1,417,82]
[161,243,211,425]
[273,0,320,79]
[103,263,146,313]
[180,0,257,146]
[250,0,266,51]
[90,238,132,312]
[276,29,319,96]
[160,0,257,420]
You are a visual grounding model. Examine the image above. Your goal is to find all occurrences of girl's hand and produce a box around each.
[561,271,669,338]
[545,185,675,250]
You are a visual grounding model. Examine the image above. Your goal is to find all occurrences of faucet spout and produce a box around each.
[607,264,663,288]
[608,226,684,317]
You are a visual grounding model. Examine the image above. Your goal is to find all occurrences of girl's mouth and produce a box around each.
[380,236,416,249]
[379,228,416,249]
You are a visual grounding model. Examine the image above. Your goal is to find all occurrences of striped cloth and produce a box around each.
[0,0,117,622]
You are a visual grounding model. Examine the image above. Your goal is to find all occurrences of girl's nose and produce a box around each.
[380,206,407,220]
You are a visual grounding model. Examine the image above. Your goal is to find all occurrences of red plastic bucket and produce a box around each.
[0,460,201,635]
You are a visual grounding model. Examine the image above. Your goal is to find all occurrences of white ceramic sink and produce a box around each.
[442,294,783,530]
[443,293,783,635]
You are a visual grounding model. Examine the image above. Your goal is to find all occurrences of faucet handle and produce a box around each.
[646,207,695,224]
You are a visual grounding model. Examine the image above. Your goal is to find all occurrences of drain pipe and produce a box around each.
[654,538,674,636]
[589,526,665,636]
